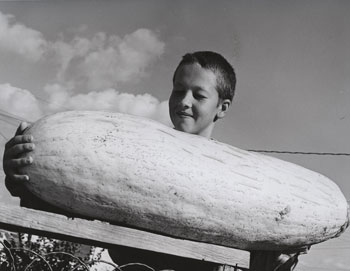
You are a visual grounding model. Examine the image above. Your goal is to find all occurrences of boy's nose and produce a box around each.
[180,91,193,108]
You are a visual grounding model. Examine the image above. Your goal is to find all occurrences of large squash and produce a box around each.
[19,111,349,250]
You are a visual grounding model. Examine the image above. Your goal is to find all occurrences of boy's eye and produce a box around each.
[194,93,206,100]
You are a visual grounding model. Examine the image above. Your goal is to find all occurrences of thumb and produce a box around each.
[15,122,29,136]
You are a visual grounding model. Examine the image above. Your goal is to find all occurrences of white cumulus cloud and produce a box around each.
[0,11,165,91]
[0,83,171,136]
[0,11,169,131]
[43,84,172,126]
[0,83,43,122]
[0,11,47,61]
[56,28,165,90]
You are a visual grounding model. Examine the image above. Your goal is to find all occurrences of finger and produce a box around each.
[15,122,29,136]
[5,175,29,185]
[11,174,30,182]
[5,134,33,150]
[3,157,33,175]
[5,143,35,159]
[5,122,30,150]
[13,134,34,145]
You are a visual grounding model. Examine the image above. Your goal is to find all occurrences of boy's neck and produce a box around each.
[195,123,215,139]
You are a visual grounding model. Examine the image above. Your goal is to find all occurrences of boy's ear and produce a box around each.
[216,99,231,120]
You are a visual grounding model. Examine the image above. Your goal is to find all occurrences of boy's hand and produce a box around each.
[3,122,34,196]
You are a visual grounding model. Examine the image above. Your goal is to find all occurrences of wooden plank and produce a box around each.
[0,204,249,267]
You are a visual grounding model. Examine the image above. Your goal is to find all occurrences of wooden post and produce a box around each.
[0,203,311,271]
[0,203,250,268]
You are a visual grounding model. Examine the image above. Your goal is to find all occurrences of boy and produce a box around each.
[3,51,303,270]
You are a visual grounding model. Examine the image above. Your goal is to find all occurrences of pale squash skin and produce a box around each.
[19,111,349,251]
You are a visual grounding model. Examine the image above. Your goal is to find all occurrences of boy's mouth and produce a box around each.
[176,111,193,118]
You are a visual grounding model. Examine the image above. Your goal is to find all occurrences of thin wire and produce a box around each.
[119,263,155,271]
[13,87,71,111]
[0,130,9,140]
[248,149,350,156]
[12,247,53,271]
[0,110,28,123]
[45,252,90,270]
[0,117,20,127]
[0,108,349,157]
[313,246,350,250]
[0,240,16,271]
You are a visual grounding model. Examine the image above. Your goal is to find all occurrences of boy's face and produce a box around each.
[169,63,222,137]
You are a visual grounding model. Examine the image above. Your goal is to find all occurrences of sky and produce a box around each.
[0,0,349,270]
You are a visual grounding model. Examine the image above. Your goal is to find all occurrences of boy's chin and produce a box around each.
[174,123,196,134]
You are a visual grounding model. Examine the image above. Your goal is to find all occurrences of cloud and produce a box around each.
[50,34,102,82]
[0,11,169,129]
[53,28,165,90]
[0,11,47,61]
[43,84,172,126]
[0,82,171,135]
[0,11,165,90]
[0,83,43,122]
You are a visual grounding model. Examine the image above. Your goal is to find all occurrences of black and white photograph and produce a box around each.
[0,1,349,270]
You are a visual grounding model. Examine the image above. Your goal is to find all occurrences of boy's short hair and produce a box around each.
[173,51,236,101]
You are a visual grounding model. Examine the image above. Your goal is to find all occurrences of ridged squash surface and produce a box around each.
[20,111,349,250]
